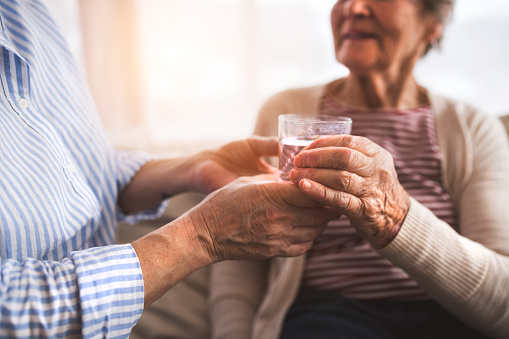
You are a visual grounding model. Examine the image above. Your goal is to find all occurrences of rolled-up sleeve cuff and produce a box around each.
[114,149,169,224]
[70,244,145,339]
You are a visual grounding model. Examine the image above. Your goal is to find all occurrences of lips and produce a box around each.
[343,31,377,40]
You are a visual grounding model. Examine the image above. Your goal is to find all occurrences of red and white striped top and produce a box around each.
[301,93,459,300]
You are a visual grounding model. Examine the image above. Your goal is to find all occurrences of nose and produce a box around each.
[343,0,371,18]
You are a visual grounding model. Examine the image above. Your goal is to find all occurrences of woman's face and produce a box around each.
[331,0,437,75]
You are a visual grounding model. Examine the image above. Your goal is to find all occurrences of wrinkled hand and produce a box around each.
[289,135,410,249]
[192,137,279,194]
[185,174,340,262]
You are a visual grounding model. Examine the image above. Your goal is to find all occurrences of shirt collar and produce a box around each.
[0,12,25,60]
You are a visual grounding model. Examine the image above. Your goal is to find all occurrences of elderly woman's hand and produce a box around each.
[289,135,410,249]
[186,174,340,262]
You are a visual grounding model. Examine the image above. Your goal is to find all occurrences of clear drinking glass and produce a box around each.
[278,114,352,181]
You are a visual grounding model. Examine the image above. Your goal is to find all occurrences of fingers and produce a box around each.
[298,178,363,215]
[196,178,342,261]
[289,168,366,197]
[287,206,340,229]
[247,136,280,157]
[226,176,327,208]
[307,135,379,157]
[294,147,371,177]
[265,207,337,257]
[228,176,327,208]
[294,135,384,176]
[282,243,314,257]
[272,181,329,208]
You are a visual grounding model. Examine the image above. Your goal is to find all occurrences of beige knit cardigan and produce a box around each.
[209,84,509,339]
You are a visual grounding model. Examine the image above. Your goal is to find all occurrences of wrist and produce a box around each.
[374,222,402,250]
[371,190,411,250]
[182,204,220,263]
[176,212,216,266]
[185,150,216,193]
[131,216,212,307]
[149,155,209,197]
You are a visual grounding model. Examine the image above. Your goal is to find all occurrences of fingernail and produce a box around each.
[289,169,301,181]
[301,180,311,190]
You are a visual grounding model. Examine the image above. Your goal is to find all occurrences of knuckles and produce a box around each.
[334,171,352,190]
[328,190,348,209]
[284,243,311,257]
[361,197,384,223]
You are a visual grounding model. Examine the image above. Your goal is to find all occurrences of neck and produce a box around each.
[330,68,428,110]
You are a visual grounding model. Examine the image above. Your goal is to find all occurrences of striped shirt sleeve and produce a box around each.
[0,244,144,339]
[0,1,161,337]
[113,149,169,224]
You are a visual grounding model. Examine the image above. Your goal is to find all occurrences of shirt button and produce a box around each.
[18,98,29,110]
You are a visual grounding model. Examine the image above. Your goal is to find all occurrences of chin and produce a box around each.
[338,57,377,74]
[337,50,377,69]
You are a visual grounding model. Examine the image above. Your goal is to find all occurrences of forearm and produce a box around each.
[118,157,201,215]
[118,137,281,216]
[378,198,509,338]
[131,214,212,307]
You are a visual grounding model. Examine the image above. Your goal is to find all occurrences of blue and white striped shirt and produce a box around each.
[0,1,159,337]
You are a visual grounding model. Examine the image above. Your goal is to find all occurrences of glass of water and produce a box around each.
[278,114,352,181]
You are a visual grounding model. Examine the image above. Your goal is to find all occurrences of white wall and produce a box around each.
[46,0,509,154]
[415,0,509,115]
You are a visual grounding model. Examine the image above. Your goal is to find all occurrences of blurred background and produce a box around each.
[46,0,509,156]
[42,2,509,335]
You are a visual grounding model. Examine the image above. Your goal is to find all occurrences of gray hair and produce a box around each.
[422,0,455,56]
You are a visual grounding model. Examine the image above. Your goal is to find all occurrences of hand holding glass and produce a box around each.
[278,114,352,181]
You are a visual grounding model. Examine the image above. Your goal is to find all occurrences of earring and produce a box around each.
[431,39,440,50]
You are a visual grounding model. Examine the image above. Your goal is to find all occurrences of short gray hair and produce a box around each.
[421,0,455,56]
